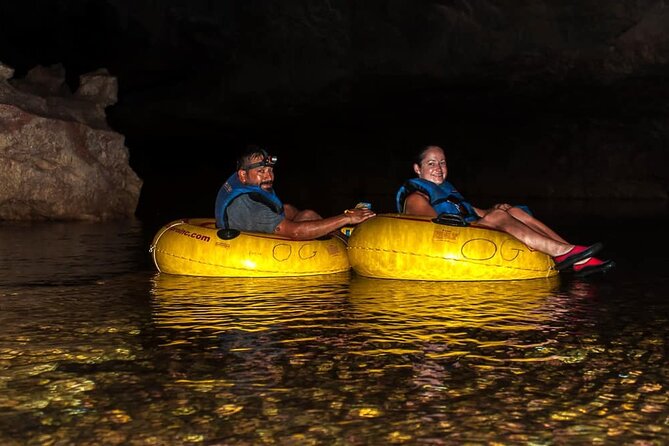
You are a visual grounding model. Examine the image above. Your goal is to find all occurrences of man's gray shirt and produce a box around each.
[226,194,284,233]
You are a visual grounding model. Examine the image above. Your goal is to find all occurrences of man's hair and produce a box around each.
[236,144,270,170]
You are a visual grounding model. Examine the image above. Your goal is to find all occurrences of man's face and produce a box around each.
[239,154,274,191]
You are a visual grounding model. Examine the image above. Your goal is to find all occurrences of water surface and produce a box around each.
[0,214,667,445]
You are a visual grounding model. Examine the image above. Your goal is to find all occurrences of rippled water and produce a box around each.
[0,214,668,445]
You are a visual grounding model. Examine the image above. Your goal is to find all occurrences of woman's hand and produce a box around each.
[492,203,513,211]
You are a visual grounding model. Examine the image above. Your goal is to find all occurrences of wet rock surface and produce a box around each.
[0,63,142,221]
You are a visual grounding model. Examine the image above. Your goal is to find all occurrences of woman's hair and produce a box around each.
[414,145,443,165]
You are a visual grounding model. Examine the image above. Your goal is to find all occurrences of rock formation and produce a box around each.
[2,1,668,218]
[0,62,142,221]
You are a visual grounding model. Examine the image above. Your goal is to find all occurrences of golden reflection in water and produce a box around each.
[346,275,563,364]
[151,271,563,365]
[150,271,351,337]
[348,275,562,329]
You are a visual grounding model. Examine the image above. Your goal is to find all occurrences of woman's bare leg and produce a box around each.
[475,209,573,256]
[507,207,569,243]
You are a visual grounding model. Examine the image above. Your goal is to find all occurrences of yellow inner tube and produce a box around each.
[347,214,558,281]
[150,218,350,277]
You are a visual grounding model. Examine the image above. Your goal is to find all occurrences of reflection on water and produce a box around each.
[346,277,564,366]
[150,274,564,367]
[151,272,351,337]
[0,220,668,444]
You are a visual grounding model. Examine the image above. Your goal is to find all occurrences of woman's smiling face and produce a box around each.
[414,145,447,184]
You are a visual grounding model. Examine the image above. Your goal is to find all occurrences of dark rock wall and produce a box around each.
[4,1,667,115]
[1,1,667,219]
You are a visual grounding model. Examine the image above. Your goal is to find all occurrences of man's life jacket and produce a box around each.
[214,172,284,228]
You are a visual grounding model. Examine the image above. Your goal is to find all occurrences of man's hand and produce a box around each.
[344,207,376,224]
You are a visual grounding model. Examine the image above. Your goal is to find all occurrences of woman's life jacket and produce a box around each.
[395,178,479,223]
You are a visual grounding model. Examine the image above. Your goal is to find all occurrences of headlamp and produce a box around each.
[243,154,277,170]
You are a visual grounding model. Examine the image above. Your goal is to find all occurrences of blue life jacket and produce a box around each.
[396,178,479,223]
[396,178,532,223]
[214,173,284,228]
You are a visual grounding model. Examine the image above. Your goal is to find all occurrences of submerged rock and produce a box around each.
[0,62,142,221]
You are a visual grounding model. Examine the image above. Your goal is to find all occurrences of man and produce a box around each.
[215,145,375,240]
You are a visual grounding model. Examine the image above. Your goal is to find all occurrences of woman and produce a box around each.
[396,145,614,277]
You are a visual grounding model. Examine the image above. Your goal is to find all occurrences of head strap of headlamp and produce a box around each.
[240,149,277,170]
